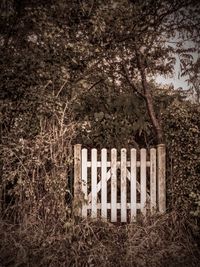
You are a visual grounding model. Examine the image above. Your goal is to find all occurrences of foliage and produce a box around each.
[184,58,200,103]
[73,81,151,149]
[190,192,200,218]
[1,97,76,222]
[1,0,199,144]
[163,101,200,214]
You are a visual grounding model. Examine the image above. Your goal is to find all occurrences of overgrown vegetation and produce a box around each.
[0,213,199,267]
[163,101,200,214]
[0,0,200,266]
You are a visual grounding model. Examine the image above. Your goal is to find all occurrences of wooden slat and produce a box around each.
[121,148,127,222]
[157,144,166,213]
[111,148,117,222]
[91,149,97,218]
[88,160,151,203]
[140,149,146,215]
[81,148,88,217]
[87,203,141,209]
[150,148,156,213]
[88,169,111,202]
[125,170,150,199]
[76,146,163,222]
[130,148,137,222]
[87,161,151,167]
[101,148,107,220]
[74,144,82,216]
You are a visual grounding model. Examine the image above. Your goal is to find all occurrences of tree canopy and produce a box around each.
[0,0,199,145]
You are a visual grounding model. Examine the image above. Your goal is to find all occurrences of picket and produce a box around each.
[74,144,82,216]
[130,148,137,222]
[101,148,107,220]
[111,148,117,222]
[81,148,88,217]
[74,145,166,222]
[157,144,166,213]
[121,149,127,222]
[150,148,156,213]
[91,149,97,218]
[140,149,146,215]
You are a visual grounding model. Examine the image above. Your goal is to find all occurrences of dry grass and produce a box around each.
[1,99,76,223]
[125,212,200,267]
[0,212,199,267]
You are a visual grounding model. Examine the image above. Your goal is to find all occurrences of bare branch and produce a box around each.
[87,79,103,91]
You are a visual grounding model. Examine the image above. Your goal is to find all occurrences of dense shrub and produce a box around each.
[73,84,154,149]
[163,101,200,216]
[0,96,76,222]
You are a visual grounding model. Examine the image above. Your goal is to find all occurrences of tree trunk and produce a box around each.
[135,48,164,144]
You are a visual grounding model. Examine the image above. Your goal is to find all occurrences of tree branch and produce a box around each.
[87,79,103,91]
[122,65,146,99]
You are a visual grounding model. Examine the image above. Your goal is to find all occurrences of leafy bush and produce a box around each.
[163,101,200,213]
[73,85,152,149]
[0,95,76,222]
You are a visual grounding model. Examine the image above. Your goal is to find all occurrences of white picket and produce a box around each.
[111,148,117,222]
[140,149,146,215]
[101,148,107,220]
[150,148,156,213]
[91,149,97,218]
[130,148,137,222]
[121,149,127,222]
[81,148,88,217]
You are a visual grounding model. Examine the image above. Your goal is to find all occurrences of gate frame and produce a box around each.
[73,144,166,219]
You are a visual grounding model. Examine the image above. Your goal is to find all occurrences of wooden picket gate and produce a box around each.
[74,144,166,222]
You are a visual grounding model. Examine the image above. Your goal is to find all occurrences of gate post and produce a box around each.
[74,144,82,216]
[157,144,166,213]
